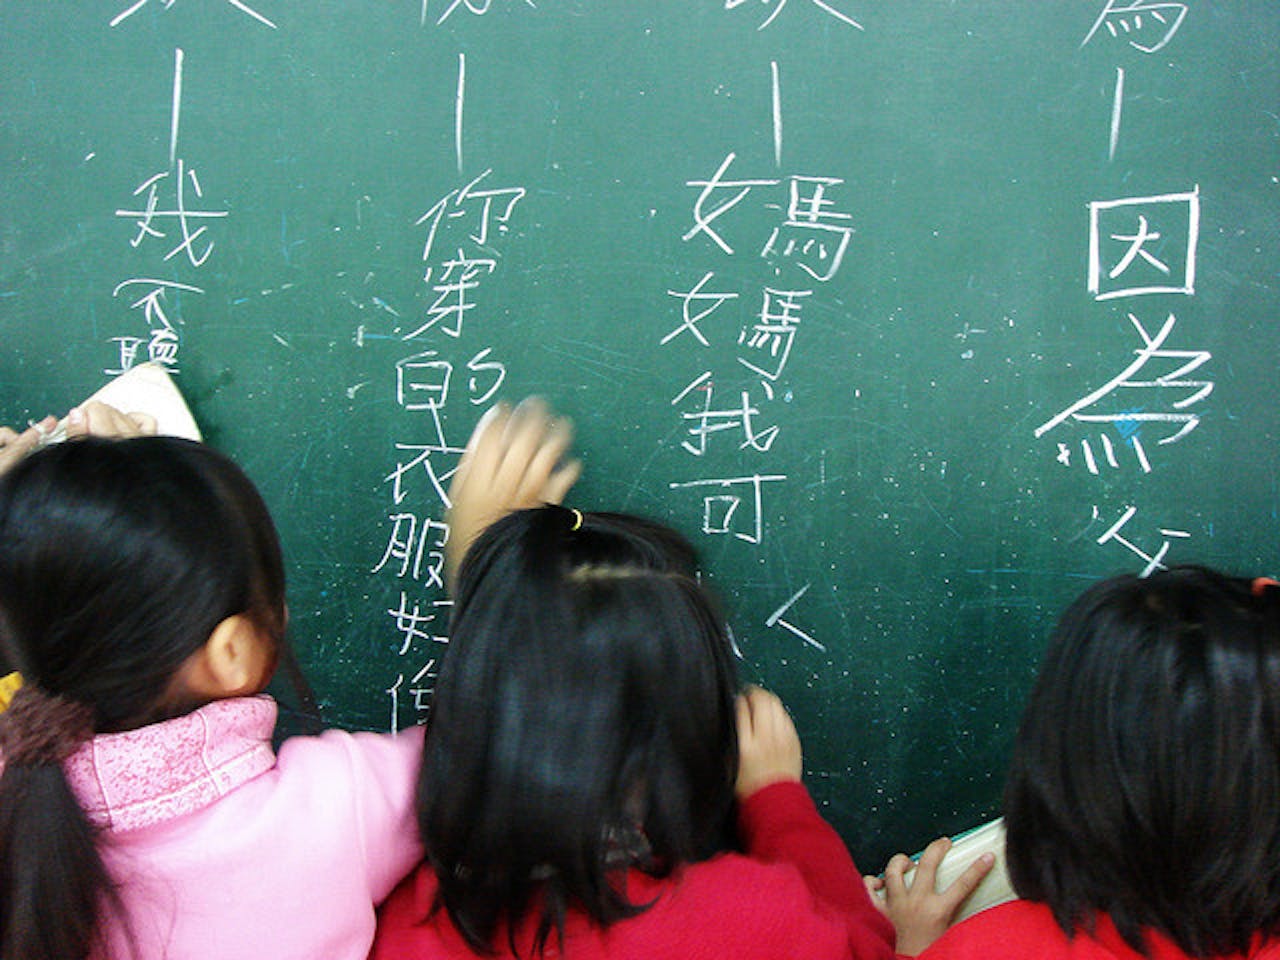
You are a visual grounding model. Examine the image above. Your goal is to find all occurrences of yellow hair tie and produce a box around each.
[0,672,24,714]
[569,508,584,532]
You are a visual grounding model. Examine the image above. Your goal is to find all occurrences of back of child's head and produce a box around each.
[419,505,740,954]
[1004,565,1280,957]
[0,436,288,960]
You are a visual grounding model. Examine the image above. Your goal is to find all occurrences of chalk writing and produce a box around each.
[766,584,826,652]
[111,0,278,29]
[416,170,525,268]
[1035,312,1212,463]
[664,272,739,347]
[761,177,854,281]
[372,514,449,588]
[672,377,781,456]
[396,348,507,410]
[371,55,529,729]
[724,0,863,33]
[738,287,809,381]
[1082,1,1187,55]
[1095,506,1190,576]
[387,658,438,734]
[423,0,536,27]
[1088,187,1200,300]
[107,49,221,376]
[669,475,787,545]
[387,592,451,655]
[686,154,854,283]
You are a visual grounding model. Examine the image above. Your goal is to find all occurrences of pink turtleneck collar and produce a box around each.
[61,696,278,834]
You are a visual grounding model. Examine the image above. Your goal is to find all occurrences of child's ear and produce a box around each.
[179,614,275,700]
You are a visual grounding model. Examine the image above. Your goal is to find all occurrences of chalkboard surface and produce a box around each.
[3,2,1278,867]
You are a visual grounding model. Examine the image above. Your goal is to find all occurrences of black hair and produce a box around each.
[417,506,740,956]
[1003,565,1280,957]
[0,436,295,960]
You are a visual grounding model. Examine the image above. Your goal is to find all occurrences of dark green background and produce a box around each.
[3,2,1277,868]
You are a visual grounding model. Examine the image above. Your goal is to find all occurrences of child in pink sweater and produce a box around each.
[0,406,577,960]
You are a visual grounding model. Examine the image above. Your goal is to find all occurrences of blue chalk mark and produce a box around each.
[1113,410,1143,441]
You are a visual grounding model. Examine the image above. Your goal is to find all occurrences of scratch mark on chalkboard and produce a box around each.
[271,333,291,349]
[1109,67,1125,161]
[346,382,370,399]
[83,152,96,163]
[770,60,783,169]
[455,54,466,175]
[372,297,401,317]
[924,498,959,538]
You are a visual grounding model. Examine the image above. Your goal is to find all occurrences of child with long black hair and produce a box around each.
[880,567,1280,959]
[0,405,578,960]
[370,404,929,959]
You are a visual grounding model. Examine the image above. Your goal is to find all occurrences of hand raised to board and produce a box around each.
[445,398,582,586]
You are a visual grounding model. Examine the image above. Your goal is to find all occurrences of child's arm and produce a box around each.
[866,838,994,957]
[735,686,897,959]
[445,398,581,583]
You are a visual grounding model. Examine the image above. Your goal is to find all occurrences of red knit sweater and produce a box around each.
[372,780,895,960]
[916,900,1280,960]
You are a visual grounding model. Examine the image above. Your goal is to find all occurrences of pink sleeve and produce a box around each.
[738,780,896,960]
[334,725,427,903]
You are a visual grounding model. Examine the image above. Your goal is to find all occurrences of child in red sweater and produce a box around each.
[371,402,967,960]
[879,567,1280,960]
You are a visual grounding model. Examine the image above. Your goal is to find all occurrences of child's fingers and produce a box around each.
[67,401,155,440]
[863,876,890,916]
[453,403,511,491]
[912,837,952,889]
[882,853,915,899]
[495,399,561,498]
[735,688,758,743]
[935,851,996,914]
[126,411,159,435]
[0,421,48,477]
[513,415,575,504]
[734,686,803,797]
[541,457,583,507]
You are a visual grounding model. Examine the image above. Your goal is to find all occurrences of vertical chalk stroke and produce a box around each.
[169,48,184,169]
[770,60,783,169]
[1109,67,1124,162]
[456,53,466,175]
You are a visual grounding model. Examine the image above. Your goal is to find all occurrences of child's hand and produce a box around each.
[64,401,157,440]
[735,686,803,798]
[0,417,56,477]
[866,837,995,956]
[445,398,582,583]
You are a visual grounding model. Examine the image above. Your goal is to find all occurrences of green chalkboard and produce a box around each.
[3,2,1279,868]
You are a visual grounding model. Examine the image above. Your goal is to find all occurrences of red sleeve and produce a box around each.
[738,780,896,960]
